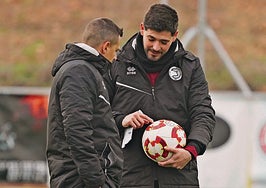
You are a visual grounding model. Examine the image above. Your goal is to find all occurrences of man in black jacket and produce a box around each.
[110,4,216,188]
[46,18,123,188]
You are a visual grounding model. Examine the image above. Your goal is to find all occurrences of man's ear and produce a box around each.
[172,30,179,41]
[140,23,145,36]
[101,41,111,54]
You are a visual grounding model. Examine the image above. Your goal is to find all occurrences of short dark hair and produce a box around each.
[143,4,178,35]
[82,17,123,47]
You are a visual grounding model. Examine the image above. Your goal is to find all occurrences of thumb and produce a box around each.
[163,146,176,152]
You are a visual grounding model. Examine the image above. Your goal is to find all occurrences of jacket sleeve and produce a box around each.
[59,63,105,187]
[110,60,127,132]
[186,54,216,155]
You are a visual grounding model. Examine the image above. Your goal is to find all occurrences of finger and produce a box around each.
[132,118,143,129]
[158,156,175,166]
[158,160,174,167]
[139,114,153,123]
[133,115,150,128]
[163,146,177,153]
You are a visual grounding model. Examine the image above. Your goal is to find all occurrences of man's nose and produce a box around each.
[152,41,161,51]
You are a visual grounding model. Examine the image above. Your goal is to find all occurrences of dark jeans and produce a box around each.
[154,180,159,188]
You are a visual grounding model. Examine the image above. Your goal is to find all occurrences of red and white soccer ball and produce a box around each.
[142,119,187,162]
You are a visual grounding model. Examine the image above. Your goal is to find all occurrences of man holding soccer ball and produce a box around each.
[110,3,216,188]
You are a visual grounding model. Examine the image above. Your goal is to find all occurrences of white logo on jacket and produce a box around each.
[169,66,182,81]
[126,66,136,75]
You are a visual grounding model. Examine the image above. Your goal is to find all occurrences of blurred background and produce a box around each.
[0,0,265,91]
[0,0,265,187]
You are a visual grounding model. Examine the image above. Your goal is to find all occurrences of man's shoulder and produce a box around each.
[61,59,94,71]
[183,51,198,62]
[58,59,101,81]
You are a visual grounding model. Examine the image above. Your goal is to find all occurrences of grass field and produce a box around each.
[0,0,265,91]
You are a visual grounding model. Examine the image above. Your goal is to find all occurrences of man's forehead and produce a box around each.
[144,29,172,41]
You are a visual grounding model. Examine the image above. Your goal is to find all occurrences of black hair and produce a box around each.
[144,4,178,35]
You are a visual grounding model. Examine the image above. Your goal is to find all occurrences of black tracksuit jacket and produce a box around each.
[46,43,123,188]
[110,34,216,188]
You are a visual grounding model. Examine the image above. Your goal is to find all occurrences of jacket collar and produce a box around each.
[75,43,99,56]
[118,32,186,65]
[51,43,110,77]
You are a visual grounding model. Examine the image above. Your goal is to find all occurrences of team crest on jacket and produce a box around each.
[126,66,136,75]
[169,66,182,81]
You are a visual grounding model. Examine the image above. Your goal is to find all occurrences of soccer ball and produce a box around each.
[142,119,186,162]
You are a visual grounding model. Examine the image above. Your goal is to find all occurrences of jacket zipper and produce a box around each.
[151,87,155,101]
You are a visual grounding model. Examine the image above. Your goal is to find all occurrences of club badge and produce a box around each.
[169,66,182,81]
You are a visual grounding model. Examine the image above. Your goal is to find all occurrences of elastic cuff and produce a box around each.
[184,145,198,159]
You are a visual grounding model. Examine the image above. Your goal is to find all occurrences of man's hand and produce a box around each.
[122,111,153,129]
[158,146,192,169]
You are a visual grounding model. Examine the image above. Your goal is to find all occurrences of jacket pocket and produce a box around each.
[100,142,120,173]
[100,142,122,188]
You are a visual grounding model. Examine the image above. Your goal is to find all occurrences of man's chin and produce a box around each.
[147,54,161,61]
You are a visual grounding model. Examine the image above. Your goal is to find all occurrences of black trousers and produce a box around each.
[154,180,159,188]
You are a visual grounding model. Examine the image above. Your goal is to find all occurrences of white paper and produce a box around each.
[121,110,143,148]
[121,127,133,148]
